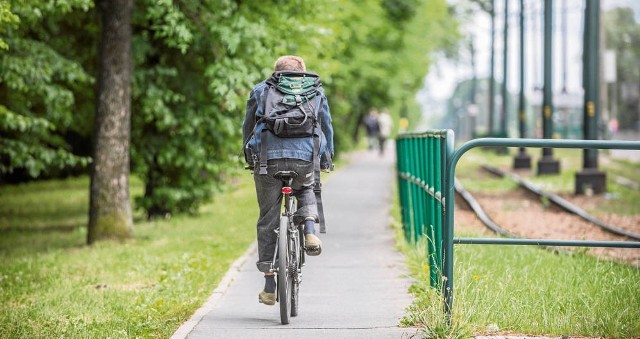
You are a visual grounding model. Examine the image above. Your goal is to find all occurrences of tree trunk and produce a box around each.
[88,0,133,244]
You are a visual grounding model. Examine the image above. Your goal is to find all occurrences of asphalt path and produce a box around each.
[172,146,419,338]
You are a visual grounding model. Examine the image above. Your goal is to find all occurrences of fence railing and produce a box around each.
[396,130,640,320]
[396,130,453,287]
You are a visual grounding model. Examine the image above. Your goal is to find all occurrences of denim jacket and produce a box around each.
[242,80,334,169]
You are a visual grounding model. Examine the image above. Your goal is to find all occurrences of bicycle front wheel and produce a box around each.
[277,216,291,325]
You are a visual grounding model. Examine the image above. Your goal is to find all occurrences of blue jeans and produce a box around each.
[254,158,318,272]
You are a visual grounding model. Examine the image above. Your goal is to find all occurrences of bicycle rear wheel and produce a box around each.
[290,229,300,317]
[277,216,291,325]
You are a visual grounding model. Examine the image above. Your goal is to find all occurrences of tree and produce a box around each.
[0,0,93,181]
[303,0,459,144]
[129,0,323,218]
[88,0,133,243]
[0,1,19,51]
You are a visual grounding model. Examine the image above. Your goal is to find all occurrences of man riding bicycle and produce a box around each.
[242,55,334,306]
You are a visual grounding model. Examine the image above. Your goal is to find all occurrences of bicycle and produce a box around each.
[271,170,306,325]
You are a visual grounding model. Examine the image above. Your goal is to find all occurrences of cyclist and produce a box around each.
[242,56,334,306]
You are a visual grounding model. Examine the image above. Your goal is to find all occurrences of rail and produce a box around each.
[396,130,453,287]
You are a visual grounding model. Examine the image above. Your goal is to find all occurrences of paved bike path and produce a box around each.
[173,147,418,338]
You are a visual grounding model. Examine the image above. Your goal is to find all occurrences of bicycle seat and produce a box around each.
[274,171,297,182]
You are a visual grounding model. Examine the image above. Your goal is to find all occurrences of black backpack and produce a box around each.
[262,71,322,138]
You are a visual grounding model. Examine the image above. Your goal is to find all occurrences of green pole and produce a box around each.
[576,0,606,194]
[514,0,531,169]
[542,0,553,144]
[488,0,496,136]
[500,0,509,137]
[583,0,599,167]
[435,135,443,281]
[410,138,418,242]
[442,130,455,317]
[418,137,426,241]
[397,139,409,242]
[518,0,525,139]
[537,0,560,175]
[427,137,437,287]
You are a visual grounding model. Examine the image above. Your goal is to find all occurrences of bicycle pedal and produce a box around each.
[305,246,322,256]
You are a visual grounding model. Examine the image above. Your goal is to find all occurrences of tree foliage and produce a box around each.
[604,7,640,129]
[129,1,322,217]
[0,0,93,179]
[1,0,461,218]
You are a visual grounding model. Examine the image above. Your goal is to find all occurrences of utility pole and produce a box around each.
[537,0,560,175]
[576,0,606,194]
[500,0,509,139]
[488,0,496,136]
[514,0,531,169]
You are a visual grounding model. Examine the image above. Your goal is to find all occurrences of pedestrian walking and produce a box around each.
[363,108,380,151]
[377,108,393,155]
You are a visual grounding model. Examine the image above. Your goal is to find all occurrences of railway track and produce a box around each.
[454,166,640,266]
[480,164,640,241]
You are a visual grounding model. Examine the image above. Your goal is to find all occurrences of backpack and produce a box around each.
[247,71,326,176]
[262,71,322,138]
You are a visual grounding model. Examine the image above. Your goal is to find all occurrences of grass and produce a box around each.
[399,235,640,337]
[395,147,640,338]
[0,174,258,338]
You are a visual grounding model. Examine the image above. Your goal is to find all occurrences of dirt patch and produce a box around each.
[558,193,640,235]
[454,190,640,267]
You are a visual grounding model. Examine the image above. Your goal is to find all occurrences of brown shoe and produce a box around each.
[304,233,322,256]
[258,290,276,305]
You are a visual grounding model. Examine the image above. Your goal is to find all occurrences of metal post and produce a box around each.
[561,0,568,94]
[576,0,606,194]
[427,137,437,287]
[488,0,496,136]
[500,0,509,138]
[514,0,531,169]
[537,0,560,175]
[442,130,455,321]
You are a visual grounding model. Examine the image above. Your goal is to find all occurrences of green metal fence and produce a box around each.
[396,130,453,287]
[396,130,640,320]
[442,137,640,318]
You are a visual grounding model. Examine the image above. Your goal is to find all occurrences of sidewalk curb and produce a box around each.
[170,241,258,339]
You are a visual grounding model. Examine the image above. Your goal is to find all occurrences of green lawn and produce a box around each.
[0,175,258,338]
[398,234,640,338]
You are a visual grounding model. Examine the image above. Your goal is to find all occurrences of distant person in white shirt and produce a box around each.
[377,108,393,155]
